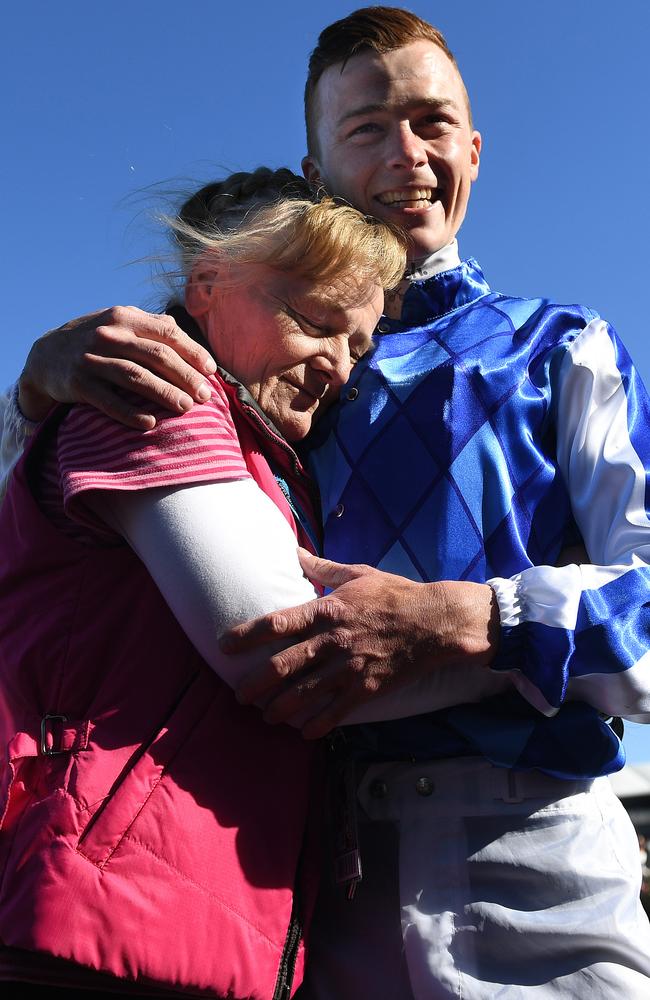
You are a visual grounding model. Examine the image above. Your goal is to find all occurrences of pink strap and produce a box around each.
[8,717,94,759]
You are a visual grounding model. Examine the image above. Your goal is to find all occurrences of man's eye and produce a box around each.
[348,121,382,138]
[419,115,452,131]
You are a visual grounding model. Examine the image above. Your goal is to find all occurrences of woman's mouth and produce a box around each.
[284,378,322,405]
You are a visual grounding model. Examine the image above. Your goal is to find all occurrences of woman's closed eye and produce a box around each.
[286,306,329,336]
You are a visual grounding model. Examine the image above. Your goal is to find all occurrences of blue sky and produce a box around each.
[4,1,650,762]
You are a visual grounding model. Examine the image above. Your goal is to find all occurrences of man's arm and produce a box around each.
[1,306,214,502]
[18,306,216,427]
[0,384,39,501]
[486,318,650,721]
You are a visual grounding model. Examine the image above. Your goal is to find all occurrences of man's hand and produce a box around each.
[18,306,216,428]
[222,549,500,739]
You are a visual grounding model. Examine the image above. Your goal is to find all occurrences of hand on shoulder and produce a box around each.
[18,306,216,428]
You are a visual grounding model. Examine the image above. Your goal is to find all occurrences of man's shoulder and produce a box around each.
[469,289,598,355]
[431,257,601,335]
[487,287,600,330]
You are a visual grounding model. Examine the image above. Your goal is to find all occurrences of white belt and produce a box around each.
[357,757,595,820]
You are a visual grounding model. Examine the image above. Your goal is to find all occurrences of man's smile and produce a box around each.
[375,187,439,211]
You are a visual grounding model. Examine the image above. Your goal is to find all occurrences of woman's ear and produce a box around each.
[185,265,218,319]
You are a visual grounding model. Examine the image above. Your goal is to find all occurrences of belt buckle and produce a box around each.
[499,768,524,804]
[40,714,69,756]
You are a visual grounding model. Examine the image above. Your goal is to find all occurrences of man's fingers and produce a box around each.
[264,654,363,738]
[95,307,215,375]
[298,659,389,739]
[129,310,217,377]
[76,377,158,429]
[221,599,324,653]
[236,631,330,704]
[297,548,367,588]
[261,658,341,725]
[22,306,217,421]
[86,354,198,413]
[301,693,356,740]
[89,326,214,404]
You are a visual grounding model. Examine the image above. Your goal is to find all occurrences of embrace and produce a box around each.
[2,7,650,1000]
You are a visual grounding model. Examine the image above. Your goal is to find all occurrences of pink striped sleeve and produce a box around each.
[59,378,251,531]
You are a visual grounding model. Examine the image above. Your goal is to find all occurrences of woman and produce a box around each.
[0,168,406,998]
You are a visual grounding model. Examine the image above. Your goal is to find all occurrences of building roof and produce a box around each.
[610,764,650,798]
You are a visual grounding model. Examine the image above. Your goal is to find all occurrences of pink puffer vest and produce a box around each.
[0,388,321,999]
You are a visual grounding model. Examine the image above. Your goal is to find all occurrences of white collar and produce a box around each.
[404,240,461,282]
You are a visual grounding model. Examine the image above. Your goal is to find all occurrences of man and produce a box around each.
[4,7,650,997]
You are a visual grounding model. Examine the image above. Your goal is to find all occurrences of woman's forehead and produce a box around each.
[262,265,382,314]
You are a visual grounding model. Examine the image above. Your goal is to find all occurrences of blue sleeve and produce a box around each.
[488,318,650,721]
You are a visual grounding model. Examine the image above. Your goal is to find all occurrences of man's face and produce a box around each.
[303,41,481,261]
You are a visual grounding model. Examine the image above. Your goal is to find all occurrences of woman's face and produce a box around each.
[193,264,383,441]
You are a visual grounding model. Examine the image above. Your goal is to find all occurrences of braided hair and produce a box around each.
[173,167,313,273]
[165,165,406,302]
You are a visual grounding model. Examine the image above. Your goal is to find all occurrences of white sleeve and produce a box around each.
[91,478,509,725]
[487,318,650,720]
[0,383,38,503]
[92,478,318,689]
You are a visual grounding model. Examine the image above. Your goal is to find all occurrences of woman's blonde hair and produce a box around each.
[168,166,407,293]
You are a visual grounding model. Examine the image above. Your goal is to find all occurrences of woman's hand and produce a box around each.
[18,306,216,428]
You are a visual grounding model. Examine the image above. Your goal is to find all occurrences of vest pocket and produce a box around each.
[77,670,216,868]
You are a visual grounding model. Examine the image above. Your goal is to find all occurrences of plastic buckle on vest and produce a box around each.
[40,714,69,756]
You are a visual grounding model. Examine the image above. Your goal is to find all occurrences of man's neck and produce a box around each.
[384,240,461,319]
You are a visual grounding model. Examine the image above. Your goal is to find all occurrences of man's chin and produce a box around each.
[397,220,454,262]
[368,202,451,257]
[405,239,452,263]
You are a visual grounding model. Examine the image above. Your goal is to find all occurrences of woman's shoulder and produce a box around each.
[57,374,250,502]
[61,373,234,443]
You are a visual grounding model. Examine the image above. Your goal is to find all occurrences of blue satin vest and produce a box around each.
[308,258,626,779]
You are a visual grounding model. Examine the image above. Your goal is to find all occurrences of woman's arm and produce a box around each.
[91,478,317,678]
[89,479,508,732]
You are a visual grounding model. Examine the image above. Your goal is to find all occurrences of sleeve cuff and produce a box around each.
[486,574,525,628]
[9,382,40,437]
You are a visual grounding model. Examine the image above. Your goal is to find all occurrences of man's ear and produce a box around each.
[470,131,482,182]
[185,266,217,320]
[301,154,323,188]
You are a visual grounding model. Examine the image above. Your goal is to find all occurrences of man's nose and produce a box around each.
[386,123,428,170]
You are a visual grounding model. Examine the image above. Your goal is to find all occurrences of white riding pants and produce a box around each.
[299,757,650,999]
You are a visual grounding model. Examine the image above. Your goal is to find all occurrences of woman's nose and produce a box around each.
[312,341,353,387]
